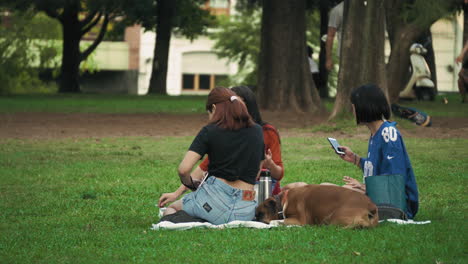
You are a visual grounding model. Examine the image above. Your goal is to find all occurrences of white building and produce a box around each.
[137,29,237,95]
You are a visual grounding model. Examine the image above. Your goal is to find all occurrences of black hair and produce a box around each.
[350,84,390,124]
[230,85,264,126]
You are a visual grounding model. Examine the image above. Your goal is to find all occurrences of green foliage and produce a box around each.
[173,0,216,41]
[401,0,460,27]
[210,8,261,86]
[123,0,214,41]
[0,10,60,94]
[211,7,323,87]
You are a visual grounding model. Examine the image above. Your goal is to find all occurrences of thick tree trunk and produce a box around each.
[329,0,386,119]
[257,0,322,112]
[59,4,81,93]
[385,0,426,103]
[386,26,429,102]
[385,0,442,103]
[148,0,177,95]
[318,3,329,98]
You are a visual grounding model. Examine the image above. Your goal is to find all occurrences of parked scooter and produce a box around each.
[399,43,436,101]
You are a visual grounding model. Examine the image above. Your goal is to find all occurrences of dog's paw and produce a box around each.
[269,220,285,226]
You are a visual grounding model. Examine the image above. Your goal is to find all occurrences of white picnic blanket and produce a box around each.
[151,219,430,231]
[381,219,431,225]
[154,208,430,231]
[151,220,284,231]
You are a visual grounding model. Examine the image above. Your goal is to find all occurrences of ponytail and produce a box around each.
[206,87,254,130]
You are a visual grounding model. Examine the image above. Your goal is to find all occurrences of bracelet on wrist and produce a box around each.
[353,153,360,167]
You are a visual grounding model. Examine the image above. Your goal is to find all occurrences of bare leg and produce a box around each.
[340,183,365,194]
[163,199,183,216]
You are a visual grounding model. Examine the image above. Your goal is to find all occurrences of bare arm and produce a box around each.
[337,146,362,169]
[168,166,206,198]
[158,164,206,208]
[456,41,468,63]
[178,150,203,189]
[264,149,283,180]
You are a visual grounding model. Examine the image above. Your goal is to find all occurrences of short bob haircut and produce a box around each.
[230,86,264,126]
[350,84,391,124]
[206,87,254,130]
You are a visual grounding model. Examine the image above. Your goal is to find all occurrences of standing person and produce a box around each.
[325,1,344,71]
[158,86,284,209]
[308,46,320,90]
[337,84,419,219]
[159,87,264,224]
[456,41,468,103]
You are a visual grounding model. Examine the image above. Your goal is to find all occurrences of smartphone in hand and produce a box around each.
[327,137,345,155]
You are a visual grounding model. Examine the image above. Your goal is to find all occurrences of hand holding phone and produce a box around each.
[327,137,345,155]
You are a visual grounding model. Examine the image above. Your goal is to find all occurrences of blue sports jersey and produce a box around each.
[359,121,419,218]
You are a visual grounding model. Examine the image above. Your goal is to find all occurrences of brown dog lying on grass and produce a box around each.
[255,184,379,228]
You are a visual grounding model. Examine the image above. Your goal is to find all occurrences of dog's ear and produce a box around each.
[266,198,278,214]
[266,198,277,209]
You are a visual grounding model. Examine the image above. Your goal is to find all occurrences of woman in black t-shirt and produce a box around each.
[161,87,264,224]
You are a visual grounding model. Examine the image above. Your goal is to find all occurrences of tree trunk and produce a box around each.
[59,3,81,93]
[257,0,322,112]
[417,30,438,92]
[148,0,177,95]
[318,2,329,98]
[385,7,426,103]
[464,2,468,45]
[385,0,442,103]
[329,0,386,119]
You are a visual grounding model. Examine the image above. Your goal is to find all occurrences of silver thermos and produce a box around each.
[257,169,272,204]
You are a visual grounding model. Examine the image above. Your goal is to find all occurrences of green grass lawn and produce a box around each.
[0,94,207,114]
[1,136,466,263]
[0,93,467,263]
[1,93,467,117]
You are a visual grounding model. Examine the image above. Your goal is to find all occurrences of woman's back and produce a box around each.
[190,123,264,184]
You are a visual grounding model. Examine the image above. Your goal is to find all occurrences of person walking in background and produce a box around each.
[308,46,321,90]
[455,41,468,103]
[325,1,343,71]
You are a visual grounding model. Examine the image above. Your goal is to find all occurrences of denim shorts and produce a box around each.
[182,176,257,225]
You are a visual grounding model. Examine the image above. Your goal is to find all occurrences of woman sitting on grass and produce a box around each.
[337,84,419,219]
[160,87,264,224]
[198,86,284,194]
[159,86,284,207]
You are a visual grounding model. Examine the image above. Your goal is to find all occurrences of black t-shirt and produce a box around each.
[189,123,264,184]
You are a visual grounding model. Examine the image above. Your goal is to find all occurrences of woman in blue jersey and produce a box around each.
[338,84,419,219]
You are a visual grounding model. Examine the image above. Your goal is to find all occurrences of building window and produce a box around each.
[182,74,228,91]
[199,74,211,90]
[183,74,195,89]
